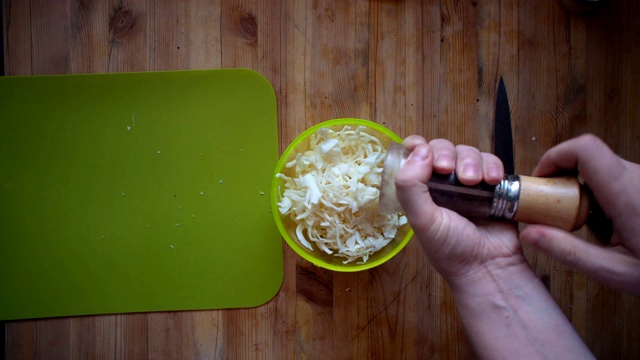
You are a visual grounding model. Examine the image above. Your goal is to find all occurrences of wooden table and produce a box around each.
[3,0,639,358]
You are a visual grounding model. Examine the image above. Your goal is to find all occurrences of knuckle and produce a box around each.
[481,152,500,162]
[455,145,481,159]
[394,171,414,188]
[430,139,455,151]
[455,144,475,152]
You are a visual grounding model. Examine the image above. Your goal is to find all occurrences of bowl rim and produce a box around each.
[270,118,414,272]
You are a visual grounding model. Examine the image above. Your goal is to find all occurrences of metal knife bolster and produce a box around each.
[490,175,521,219]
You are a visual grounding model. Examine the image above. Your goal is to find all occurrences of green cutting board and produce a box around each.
[0,69,283,320]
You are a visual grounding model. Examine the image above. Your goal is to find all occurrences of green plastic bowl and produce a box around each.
[271,118,414,272]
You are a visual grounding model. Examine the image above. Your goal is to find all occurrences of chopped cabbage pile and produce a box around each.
[276,125,407,264]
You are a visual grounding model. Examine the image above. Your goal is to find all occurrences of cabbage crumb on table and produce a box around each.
[276,125,407,264]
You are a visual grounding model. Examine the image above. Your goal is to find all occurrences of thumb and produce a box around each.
[395,143,444,239]
[520,225,640,294]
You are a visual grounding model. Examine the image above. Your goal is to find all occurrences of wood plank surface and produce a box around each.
[3,0,640,359]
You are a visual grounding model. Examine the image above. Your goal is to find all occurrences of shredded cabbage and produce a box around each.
[277,125,407,264]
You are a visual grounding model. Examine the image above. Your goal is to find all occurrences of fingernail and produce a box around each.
[435,153,453,168]
[486,164,500,179]
[409,145,429,161]
[461,163,479,178]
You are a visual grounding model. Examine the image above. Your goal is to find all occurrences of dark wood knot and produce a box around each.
[110,6,135,44]
[238,12,258,43]
[296,265,333,308]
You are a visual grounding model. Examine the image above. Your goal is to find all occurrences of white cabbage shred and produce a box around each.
[276,125,407,264]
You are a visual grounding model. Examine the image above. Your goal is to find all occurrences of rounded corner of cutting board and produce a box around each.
[224,68,277,99]
[258,265,286,306]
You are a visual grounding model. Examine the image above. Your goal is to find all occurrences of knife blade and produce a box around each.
[494,76,514,174]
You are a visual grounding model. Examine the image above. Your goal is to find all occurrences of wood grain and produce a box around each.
[3,0,640,359]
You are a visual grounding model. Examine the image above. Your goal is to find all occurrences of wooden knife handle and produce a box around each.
[514,175,590,231]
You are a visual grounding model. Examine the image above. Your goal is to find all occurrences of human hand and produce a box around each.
[395,136,523,282]
[519,134,640,296]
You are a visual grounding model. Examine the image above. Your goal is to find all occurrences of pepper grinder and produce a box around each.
[379,142,593,232]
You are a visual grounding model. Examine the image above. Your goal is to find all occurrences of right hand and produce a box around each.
[519,134,640,296]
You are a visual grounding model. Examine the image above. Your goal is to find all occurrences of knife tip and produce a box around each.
[498,76,506,89]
